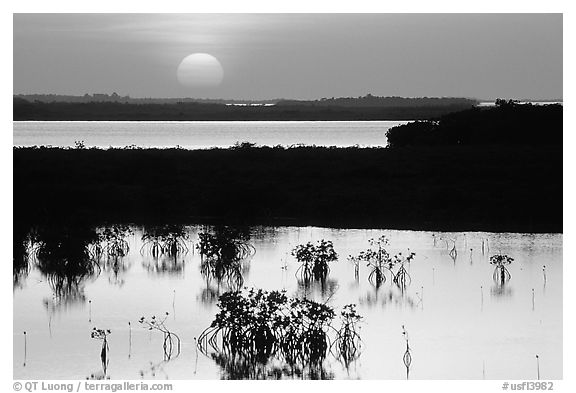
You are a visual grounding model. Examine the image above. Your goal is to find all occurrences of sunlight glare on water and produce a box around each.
[12,121,407,149]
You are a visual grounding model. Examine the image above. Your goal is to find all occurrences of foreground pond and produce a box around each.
[13,226,562,380]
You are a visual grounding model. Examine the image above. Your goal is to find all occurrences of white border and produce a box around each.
[4,2,573,393]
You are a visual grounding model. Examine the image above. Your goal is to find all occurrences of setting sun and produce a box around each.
[176,53,223,88]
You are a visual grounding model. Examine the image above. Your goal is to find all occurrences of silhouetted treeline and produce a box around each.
[278,94,478,108]
[14,145,561,233]
[14,93,279,105]
[15,93,476,106]
[386,102,562,147]
[13,97,475,121]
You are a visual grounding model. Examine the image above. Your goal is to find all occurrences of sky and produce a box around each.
[13,13,563,100]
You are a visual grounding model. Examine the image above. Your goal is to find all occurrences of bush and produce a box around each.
[292,240,338,280]
[386,103,562,148]
[197,289,362,375]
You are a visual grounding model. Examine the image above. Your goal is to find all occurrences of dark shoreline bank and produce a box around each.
[14,145,562,233]
[13,99,476,121]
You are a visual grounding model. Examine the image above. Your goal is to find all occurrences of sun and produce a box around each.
[177,53,224,88]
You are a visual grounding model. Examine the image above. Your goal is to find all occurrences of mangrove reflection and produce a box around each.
[139,360,169,379]
[197,226,255,290]
[13,223,32,289]
[296,278,339,300]
[12,224,562,380]
[359,288,418,309]
[249,226,280,242]
[32,225,101,302]
[210,352,334,380]
[102,256,131,286]
[491,283,513,298]
[86,370,110,380]
[141,225,190,257]
[140,224,190,276]
[198,284,220,305]
[141,255,185,277]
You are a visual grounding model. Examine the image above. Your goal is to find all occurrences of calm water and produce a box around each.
[13,121,408,149]
[13,226,562,380]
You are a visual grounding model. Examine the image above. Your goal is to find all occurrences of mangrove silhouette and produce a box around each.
[197,289,358,380]
[90,328,111,378]
[386,101,561,147]
[292,239,338,282]
[490,254,514,285]
[349,235,415,290]
[138,313,181,361]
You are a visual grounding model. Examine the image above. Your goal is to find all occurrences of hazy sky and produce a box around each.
[13,13,562,100]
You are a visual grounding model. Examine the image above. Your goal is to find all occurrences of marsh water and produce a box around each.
[13,121,407,149]
[13,226,562,380]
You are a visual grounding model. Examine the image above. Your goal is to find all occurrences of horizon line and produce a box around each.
[14,92,564,103]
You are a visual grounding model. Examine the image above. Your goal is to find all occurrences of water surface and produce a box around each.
[13,226,562,380]
[13,121,407,149]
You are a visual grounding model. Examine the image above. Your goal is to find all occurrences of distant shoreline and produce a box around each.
[13,119,413,123]
[13,96,477,121]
